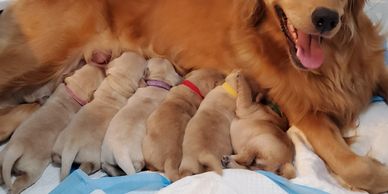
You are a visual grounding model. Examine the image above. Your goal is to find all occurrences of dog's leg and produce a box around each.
[224,149,256,168]
[11,162,47,194]
[295,113,388,193]
[377,67,388,104]
[101,163,126,177]
[179,156,202,178]
[0,103,40,141]
[221,155,248,169]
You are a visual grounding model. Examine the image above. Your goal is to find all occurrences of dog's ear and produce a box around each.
[249,0,266,27]
[238,0,266,27]
[348,0,366,16]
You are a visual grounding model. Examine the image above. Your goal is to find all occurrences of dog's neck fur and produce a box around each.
[233,3,384,129]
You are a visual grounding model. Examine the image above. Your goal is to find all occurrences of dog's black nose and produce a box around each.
[312,7,339,33]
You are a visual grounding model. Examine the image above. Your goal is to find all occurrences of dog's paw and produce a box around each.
[221,155,231,168]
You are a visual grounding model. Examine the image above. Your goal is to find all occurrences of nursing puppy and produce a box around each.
[221,72,295,179]
[0,103,40,141]
[179,70,239,177]
[101,58,181,176]
[0,63,105,194]
[143,69,224,181]
[53,52,147,180]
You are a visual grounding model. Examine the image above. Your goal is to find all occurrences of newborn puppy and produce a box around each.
[143,69,224,181]
[222,72,295,179]
[101,58,181,177]
[0,103,40,141]
[0,63,105,194]
[53,52,147,180]
[179,70,239,177]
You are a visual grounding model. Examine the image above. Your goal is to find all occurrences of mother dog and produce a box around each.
[0,0,387,192]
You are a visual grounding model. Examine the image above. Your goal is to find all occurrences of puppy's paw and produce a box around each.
[133,160,145,173]
[221,155,231,168]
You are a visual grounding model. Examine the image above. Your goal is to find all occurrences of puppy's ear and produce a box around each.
[250,0,266,27]
[143,67,150,79]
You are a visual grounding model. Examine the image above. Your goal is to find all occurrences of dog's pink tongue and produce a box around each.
[296,31,324,69]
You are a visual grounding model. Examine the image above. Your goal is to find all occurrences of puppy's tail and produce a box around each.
[114,149,136,175]
[198,152,223,175]
[278,162,296,179]
[2,144,23,188]
[164,157,180,182]
[60,145,78,180]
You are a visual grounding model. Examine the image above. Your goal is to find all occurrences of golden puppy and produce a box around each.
[101,58,181,177]
[221,72,295,179]
[143,69,224,181]
[53,52,147,180]
[0,63,105,194]
[179,70,240,177]
[0,103,40,141]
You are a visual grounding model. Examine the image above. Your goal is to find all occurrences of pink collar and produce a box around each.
[146,80,172,91]
[65,84,88,106]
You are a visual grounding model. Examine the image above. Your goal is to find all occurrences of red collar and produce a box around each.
[182,80,204,99]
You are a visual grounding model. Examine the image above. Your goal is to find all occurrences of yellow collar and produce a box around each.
[222,82,237,98]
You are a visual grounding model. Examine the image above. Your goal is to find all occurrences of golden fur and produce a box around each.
[179,70,238,177]
[223,71,295,179]
[101,58,181,176]
[0,0,387,192]
[143,69,224,181]
[0,64,105,194]
[52,52,147,180]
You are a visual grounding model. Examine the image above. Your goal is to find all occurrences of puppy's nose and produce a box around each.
[312,7,339,33]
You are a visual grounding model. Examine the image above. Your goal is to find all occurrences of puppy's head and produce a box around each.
[65,64,105,101]
[224,69,242,91]
[248,0,367,71]
[185,69,225,96]
[106,52,147,82]
[146,58,182,86]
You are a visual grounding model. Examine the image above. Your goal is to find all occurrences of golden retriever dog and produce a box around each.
[179,70,239,177]
[0,63,105,194]
[0,0,387,192]
[101,58,181,176]
[52,52,147,180]
[143,69,224,181]
[0,103,40,141]
[221,71,295,179]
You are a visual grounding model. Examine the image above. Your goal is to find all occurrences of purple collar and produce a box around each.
[146,80,172,91]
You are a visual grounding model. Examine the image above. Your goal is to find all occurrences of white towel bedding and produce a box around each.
[0,0,387,193]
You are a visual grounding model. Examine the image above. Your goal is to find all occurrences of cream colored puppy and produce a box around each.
[143,69,224,181]
[53,52,147,180]
[0,103,40,141]
[0,63,105,194]
[101,58,181,176]
[179,70,239,177]
[221,72,295,179]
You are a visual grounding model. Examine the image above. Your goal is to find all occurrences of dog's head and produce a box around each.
[249,0,366,71]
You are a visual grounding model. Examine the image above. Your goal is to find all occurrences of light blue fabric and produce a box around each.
[50,170,170,194]
[51,169,328,194]
[257,171,328,194]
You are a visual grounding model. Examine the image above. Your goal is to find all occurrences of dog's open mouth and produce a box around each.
[275,6,324,70]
